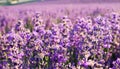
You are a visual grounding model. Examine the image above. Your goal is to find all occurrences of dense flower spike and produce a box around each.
[0,8,120,69]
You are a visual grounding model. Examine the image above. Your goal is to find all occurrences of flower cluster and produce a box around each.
[0,11,120,69]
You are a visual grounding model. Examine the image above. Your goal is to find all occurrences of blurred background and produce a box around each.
[0,0,120,5]
[0,0,36,5]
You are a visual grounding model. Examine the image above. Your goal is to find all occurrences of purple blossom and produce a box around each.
[0,7,120,69]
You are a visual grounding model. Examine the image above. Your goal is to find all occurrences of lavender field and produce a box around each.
[0,1,120,69]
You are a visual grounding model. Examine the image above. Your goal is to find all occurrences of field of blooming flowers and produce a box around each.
[0,3,120,69]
